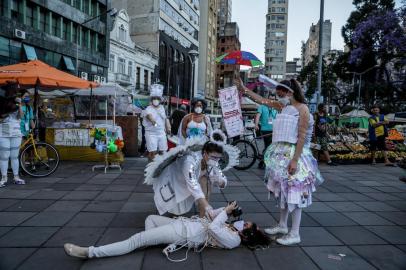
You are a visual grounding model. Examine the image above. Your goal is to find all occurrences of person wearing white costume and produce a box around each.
[142,84,171,161]
[144,130,240,218]
[64,201,270,262]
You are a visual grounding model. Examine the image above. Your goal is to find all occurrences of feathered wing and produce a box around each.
[221,144,240,171]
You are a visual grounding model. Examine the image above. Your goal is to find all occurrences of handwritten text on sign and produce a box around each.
[218,86,244,138]
[54,129,91,146]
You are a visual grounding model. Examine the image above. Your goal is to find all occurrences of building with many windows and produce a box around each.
[285,57,301,80]
[198,0,218,114]
[302,19,332,66]
[112,0,200,107]
[265,0,289,80]
[0,0,111,81]
[108,9,158,93]
[217,0,231,37]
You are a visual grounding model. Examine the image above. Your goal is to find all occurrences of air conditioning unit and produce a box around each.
[100,77,106,84]
[190,15,193,20]
[80,72,88,80]
[93,75,100,83]
[14,29,26,39]
[178,22,183,27]
[183,26,188,31]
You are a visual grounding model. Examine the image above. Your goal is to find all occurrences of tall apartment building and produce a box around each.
[217,0,231,37]
[112,0,200,104]
[198,0,218,113]
[285,57,301,80]
[302,20,332,66]
[0,0,111,80]
[216,22,240,89]
[264,0,289,80]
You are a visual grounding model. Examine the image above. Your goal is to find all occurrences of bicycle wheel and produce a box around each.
[232,140,257,170]
[20,142,60,177]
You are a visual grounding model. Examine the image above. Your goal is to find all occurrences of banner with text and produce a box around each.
[218,86,244,138]
[54,129,91,146]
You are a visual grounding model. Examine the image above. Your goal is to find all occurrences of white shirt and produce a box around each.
[0,111,22,137]
[142,105,167,135]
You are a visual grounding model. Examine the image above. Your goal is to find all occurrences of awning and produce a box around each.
[62,56,75,71]
[23,44,37,60]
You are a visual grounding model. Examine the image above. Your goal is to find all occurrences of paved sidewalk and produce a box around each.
[0,159,405,270]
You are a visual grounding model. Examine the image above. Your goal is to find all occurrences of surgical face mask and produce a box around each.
[23,97,30,103]
[152,99,160,106]
[277,96,290,106]
[206,159,219,167]
[194,107,203,114]
[233,220,245,232]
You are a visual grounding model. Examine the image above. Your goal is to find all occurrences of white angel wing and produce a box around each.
[220,144,240,171]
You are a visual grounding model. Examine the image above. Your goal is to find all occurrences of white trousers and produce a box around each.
[0,137,22,177]
[145,133,168,152]
[89,215,185,258]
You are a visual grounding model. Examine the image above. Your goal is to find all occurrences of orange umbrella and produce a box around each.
[0,60,99,89]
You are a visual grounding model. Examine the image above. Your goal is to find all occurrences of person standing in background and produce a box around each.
[314,104,337,166]
[19,90,35,138]
[170,104,187,136]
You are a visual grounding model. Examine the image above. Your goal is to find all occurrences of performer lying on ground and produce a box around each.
[64,202,270,261]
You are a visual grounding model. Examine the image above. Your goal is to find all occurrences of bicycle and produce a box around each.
[232,128,272,170]
[19,132,60,177]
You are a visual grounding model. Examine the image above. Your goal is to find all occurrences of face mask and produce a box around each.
[233,220,245,232]
[206,159,219,167]
[152,100,160,106]
[277,96,290,106]
[194,107,203,114]
[23,97,30,103]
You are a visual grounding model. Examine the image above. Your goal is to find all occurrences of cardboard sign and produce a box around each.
[54,129,91,146]
[218,86,244,138]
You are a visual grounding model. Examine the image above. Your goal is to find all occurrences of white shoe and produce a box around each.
[276,233,301,245]
[64,243,89,259]
[264,225,288,235]
[13,176,25,185]
[0,176,7,188]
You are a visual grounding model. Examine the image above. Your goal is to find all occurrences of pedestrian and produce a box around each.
[19,90,35,138]
[255,99,278,169]
[142,84,171,162]
[314,103,337,166]
[0,86,26,187]
[64,201,270,261]
[368,105,394,166]
[237,78,323,245]
[179,98,212,144]
[170,104,187,136]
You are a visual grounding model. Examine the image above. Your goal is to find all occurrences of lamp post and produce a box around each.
[316,0,325,105]
[75,8,118,77]
[187,49,199,112]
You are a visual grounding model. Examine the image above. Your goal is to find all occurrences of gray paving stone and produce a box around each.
[363,192,402,201]
[83,201,126,212]
[342,212,395,226]
[255,247,319,270]
[74,184,106,191]
[365,226,406,244]
[372,186,403,193]
[243,213,276,227]
[375,212,406,225]
[234,201,268,213]
[224,192,257,201]
[81,251,144,270]
[96,228,141,245]
[202,248,259,270]
[45,200,89,212]
[22,212,77,226]
[27,190,69,200]
[348,186,378,193]
[396,245,406,253]
[0,227,59,247]
[66,212,116,227]
[354,201,400,212]
[0,212,36,226]
[17,247,83,270]
[351,245,406,270]
[109,213,150,228]
[104,185,136,192]
[356,180,385,187]
[0,248,36,270]
[119,202,158,213]
[62,191,100,200]
[326,226,387,245]
[299,227,343,246]
[6,199,55,212]
[303,246,375,270]
[307,213,357,226]
[86,178,116,185]
[302,202,336,213]
[0,189,38,199]
[142,247,200,270]
[128,192,154,202]
[325,201,366,212]
[0,198,19,210]
[336,193,375,201]
[269,212,321,227]
[313,193,347,202]
[50,183,82,191]
[94,191,131,201]
[44,227,105,247]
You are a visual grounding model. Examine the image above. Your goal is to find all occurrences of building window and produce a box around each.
[26,3,34,27]
[136,67,141,88]
[128,61,133,78]
[144,70,148,90]
[39,8,46,32]
[118,24,126,42]
[72,23,78,44]
[118,57,125,74]
[62,19,68,40]
[109,54,115,72]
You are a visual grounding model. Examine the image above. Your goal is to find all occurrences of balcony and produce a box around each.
[115,73,132,86]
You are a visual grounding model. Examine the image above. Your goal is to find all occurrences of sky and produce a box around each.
[232,0,404,65]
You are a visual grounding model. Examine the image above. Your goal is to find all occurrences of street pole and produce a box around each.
[316,0,325,105]
[357,74,362,110]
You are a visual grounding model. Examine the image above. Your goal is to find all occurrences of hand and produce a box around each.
[255,124,260,131]
[225,201,237,215]
[234,78,247,94]
[287,159,298,175]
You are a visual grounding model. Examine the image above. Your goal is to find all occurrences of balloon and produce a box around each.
[115,139,124,149]
[107,140,118,153]
[96,143,105,153]
[90,129,96,137]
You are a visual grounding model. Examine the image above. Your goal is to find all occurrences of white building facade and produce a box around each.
[108,10,158,93]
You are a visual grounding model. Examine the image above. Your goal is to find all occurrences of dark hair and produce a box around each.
[0,98,18,117]
[191,98,207,110]
[202,142,223,155]
[318,103,326,111]
[240,223,271,249]
[371,104,380,109]
[277,79,306,104]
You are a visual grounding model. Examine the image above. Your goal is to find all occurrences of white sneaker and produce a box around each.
[276,233,301,245]
[64,243,89,259]
[13,176,25,185]
[0,176,7,188]
[264,225,288,235]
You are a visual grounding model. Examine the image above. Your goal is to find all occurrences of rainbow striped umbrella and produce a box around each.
[215,51,263,67]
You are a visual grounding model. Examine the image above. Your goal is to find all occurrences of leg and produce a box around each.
[10,137,22,179]
[290,207,302,236]
[371,150,376,163]
[0,137,11,180]
[145,215,174,230]
[89,221,182,258]
[278,206,289,228]
[145,134,158,162]
[323,151,332,163]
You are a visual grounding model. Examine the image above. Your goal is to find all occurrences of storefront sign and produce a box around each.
[218,86,244,138]
[54,129,91,146]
